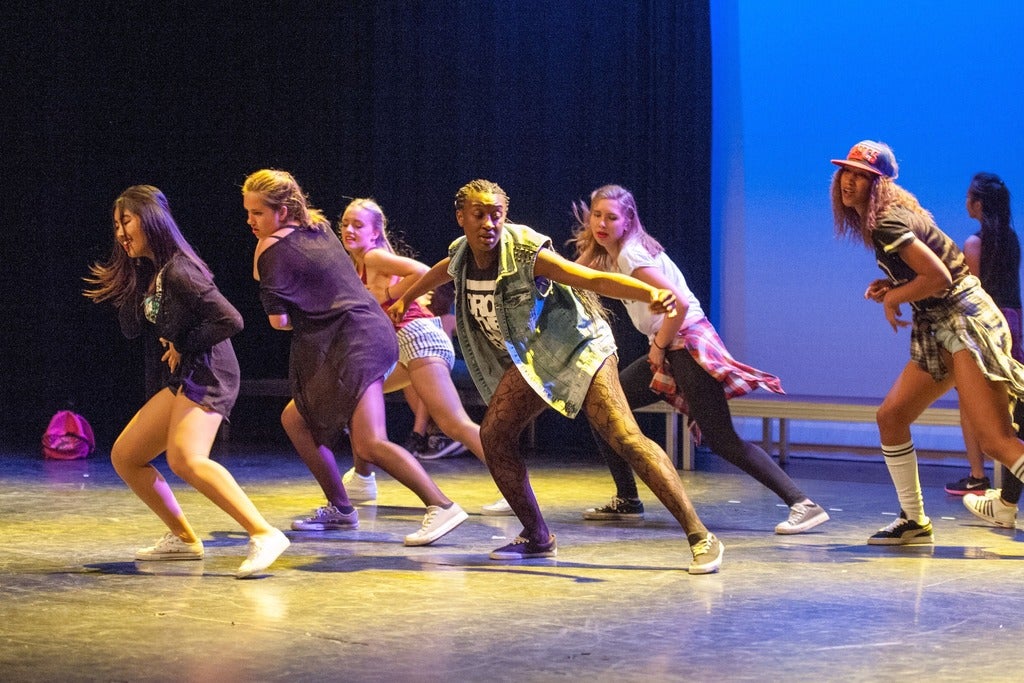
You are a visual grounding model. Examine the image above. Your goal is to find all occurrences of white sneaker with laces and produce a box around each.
[963,489,1017,528]
[481,497,514,516]
[775,501,830,534]
[404,503,468,546]
[135,531,204,561]
[236,528,290,579]
[342,467,377,502]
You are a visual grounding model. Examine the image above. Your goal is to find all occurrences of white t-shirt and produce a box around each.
[614,240,704,340]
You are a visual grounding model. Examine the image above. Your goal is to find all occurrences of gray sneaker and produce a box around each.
[582,497,644,520]
[775,501,830,534]
[688,533,723,575]
[291,505,359,531]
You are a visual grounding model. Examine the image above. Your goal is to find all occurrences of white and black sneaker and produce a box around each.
[868,511,933,545]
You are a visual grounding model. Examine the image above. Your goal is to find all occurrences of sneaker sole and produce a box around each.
[480,507,515,516]
[489,548,558,560]
[134,553,204,561]
[582,512,644,521]
[945,487,989,496]
[403,509,469,546]
[866,533,934,545]
[291,522,359,531]
[963,508,1016,529]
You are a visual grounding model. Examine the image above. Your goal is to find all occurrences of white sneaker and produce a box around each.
[775,501,830,534]
[135,532,204,561]
[963,489,1017,529]
[236,528,290,579]
[481,497,514,516]
[403,503,468,546]
[342,467,377,502]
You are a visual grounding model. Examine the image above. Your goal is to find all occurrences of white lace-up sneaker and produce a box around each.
[481,497,513,516]
[963,489,1017,529]
[342,467,377,502]
[236,529,290,579]
[403,503,468,546]
[135,532,204,561]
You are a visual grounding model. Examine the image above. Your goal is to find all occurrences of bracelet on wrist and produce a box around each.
[653,339,670,350]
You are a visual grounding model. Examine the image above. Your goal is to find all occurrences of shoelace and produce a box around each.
[154,532,180,551]
[881,516,913,532]
[417,508,440,531]
[788,504,809,522]
[691,534,716,557]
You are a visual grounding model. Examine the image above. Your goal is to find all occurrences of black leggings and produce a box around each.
[594,349,806,507]
[998,401,1024,504]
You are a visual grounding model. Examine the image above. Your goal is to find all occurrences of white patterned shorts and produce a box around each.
[397,317,455,368]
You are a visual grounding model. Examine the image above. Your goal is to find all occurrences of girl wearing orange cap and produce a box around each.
[830,141,1024,544]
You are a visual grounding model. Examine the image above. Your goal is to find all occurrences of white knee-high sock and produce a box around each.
[1009,454,1024,483]
[882,441,926,523]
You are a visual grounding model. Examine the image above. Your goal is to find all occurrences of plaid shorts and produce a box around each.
[397,317,455,368]
[911,276,1024,398]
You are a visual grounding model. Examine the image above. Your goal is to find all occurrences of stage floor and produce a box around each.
[1,443,1021,682]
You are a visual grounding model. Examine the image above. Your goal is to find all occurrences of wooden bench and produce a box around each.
[638,394,962,471]
[232,383,962,476]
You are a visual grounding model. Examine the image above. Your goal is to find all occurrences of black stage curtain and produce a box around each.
[2,1,709,446]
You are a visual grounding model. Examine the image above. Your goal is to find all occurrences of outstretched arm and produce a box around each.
[534,248,677,317]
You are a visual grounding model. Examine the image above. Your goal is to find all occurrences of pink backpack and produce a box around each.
[41,410,95,460]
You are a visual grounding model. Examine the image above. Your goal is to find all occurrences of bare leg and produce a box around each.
[163,391,277,537]
[348,380,451,507]
[281,400,352,508]
[479,366,549,542]
[408,357,485,463]
[583,357,707,537]
[950,349,1024,468]
[876,361,954,522]
[403,384,433,437]
[110,389,198,543]
[877,361,953,445]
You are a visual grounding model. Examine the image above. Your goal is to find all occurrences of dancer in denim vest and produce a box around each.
[242,170,467,546]
[831,141,1024,544]
[571,184,829,534]
[85,185,289,578]
[391,179,723,574]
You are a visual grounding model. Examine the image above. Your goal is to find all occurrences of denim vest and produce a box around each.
[448,223,616,417]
